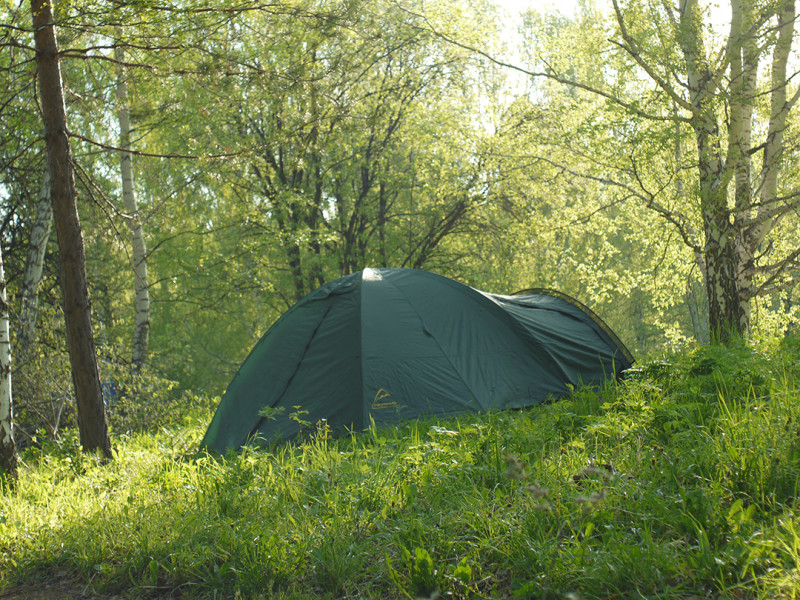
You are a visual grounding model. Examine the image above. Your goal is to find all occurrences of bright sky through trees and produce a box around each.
[496,0,580,18]
[496,0,732,31]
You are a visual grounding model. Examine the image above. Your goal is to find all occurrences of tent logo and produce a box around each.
[372,388,397,410]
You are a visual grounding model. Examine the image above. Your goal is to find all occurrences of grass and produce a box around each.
[2,337,800,599]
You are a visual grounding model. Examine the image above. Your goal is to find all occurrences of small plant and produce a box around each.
[288,405,310,428]
[313,418,331,443]
[387,546,439,599]
[257,406,286,421]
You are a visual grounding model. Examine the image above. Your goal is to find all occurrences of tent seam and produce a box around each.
[245,303,335,443]
[382,277,483,413]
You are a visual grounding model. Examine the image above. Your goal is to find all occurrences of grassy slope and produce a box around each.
[2,339,800,599]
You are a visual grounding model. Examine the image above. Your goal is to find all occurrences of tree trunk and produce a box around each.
[378,181,387,265]
[0,243,17,478]
[115,44,150,372]
[18,170,53,354]
[31,0,112,458]
[703,219,746,342]
[736,0,796,318]
[680,0,748,342]
[696,113,748,341]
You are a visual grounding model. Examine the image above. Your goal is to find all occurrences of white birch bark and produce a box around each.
[589,0,800,340]
[18,170,53,353]
[736,0,796,310]
[116,43,150,371]
[722,0,755,332]
[0,242,17,477]
[677,0,745,339]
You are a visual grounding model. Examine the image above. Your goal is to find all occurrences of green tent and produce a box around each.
[202,268,633,452]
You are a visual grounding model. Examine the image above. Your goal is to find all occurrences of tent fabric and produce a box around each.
[202,268,634,453]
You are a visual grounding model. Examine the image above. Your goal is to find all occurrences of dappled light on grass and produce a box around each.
[1,338,800,598]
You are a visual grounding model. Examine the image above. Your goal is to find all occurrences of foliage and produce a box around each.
[62,0,503,393]
[4,0,798,409]
[466,89,693,354]
[2,339,800,598]
[495,0,800,342]
[11,307,203,445]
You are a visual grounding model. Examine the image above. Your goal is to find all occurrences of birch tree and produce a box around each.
[18,171,53,353]
[483,0,800,343]
[599,0,800,342]
[31,0,112,457]
[642,0,800,340]
[115,43,150,372]
[0,242,16,478]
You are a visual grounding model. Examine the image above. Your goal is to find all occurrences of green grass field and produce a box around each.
[2,338,800,599]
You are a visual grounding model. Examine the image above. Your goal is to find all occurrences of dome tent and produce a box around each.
[201,268,634,453]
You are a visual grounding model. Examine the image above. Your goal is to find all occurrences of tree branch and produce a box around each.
[405,6,688,124]
[740,190,800,229]
[748,246,800,299]
[610,0,692,112]
[68,131,250,160]
[521,152,703,255]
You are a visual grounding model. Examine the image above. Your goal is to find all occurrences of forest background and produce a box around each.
[1,0,799,449]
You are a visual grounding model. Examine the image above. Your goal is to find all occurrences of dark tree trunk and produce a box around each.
[31,0,112,458]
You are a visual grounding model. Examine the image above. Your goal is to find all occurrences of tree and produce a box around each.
[0,241,16,478]
[620,0,800,341]
[467,0,800,343]
[134,0,497,390]
[115,43,150,372]
[31,0,111,457]
[17,171,52,353]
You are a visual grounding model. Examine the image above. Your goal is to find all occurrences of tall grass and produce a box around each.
[1,337,800,599]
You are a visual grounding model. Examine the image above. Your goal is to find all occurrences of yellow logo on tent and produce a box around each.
[372,388,397,409]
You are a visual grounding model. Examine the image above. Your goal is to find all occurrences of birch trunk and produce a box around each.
[679,0,747,341]
[115,44,150,372]
[603,0,799,342]
[737,0,796,311]
[18,171,53,354]
[726,0,758,330]
[0,243,16,477]
[31,0,112,458]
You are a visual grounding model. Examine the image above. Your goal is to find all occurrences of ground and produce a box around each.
[0,573,153,600]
